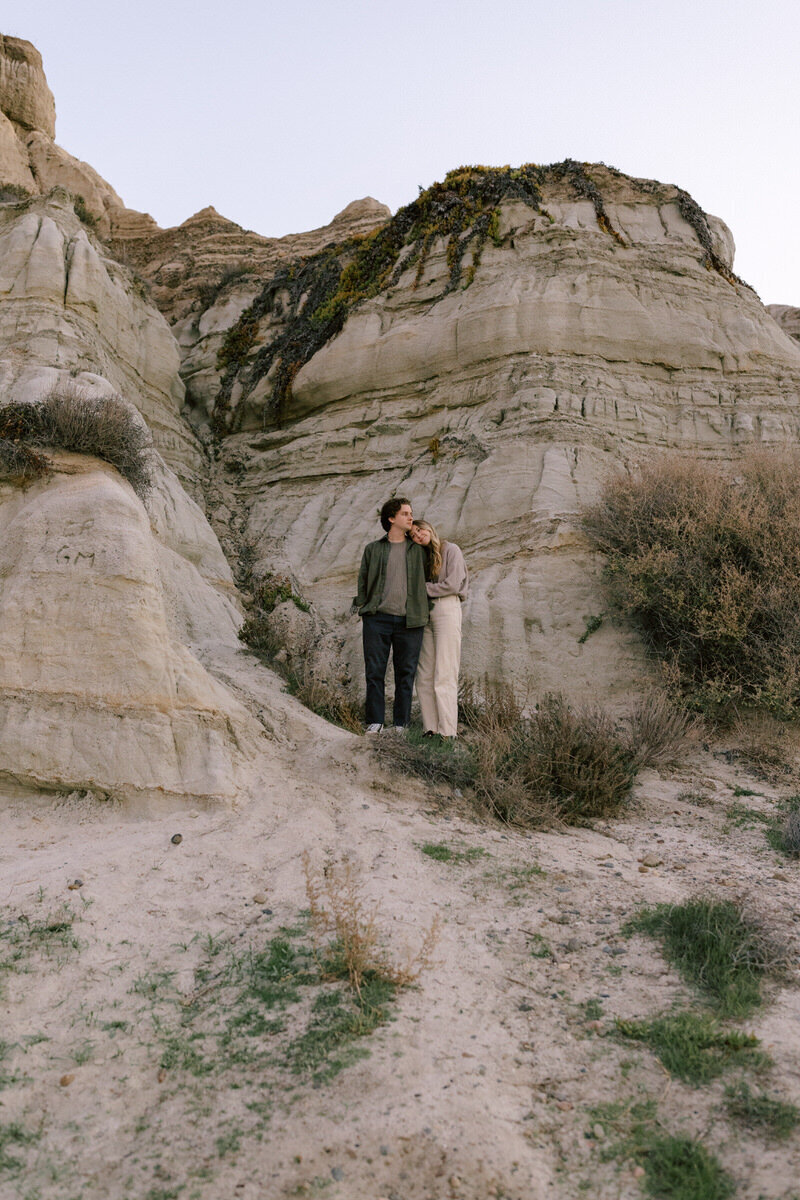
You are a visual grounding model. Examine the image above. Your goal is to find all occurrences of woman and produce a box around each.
[410,520,469,737]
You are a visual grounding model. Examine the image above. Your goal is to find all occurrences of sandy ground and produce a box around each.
[1,675,800,1200]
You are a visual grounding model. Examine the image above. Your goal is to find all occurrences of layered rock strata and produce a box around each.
[0,35,132,238]
[187,166,800,699]
[0,191,265,805]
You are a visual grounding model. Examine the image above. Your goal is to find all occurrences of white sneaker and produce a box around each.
[365,723,383,734]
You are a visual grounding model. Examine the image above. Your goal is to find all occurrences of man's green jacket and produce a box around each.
[353,536,430,628]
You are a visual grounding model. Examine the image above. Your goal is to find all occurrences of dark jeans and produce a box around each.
[362,613,424,727]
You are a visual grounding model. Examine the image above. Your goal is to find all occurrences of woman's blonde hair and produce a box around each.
[413,519,443,580]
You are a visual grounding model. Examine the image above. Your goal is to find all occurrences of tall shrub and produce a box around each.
[586,451,800,715]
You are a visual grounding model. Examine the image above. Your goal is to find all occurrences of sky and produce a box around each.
[4,0,799,303]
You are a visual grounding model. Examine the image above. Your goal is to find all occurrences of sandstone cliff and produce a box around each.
[3,32,800,782]
[177,164,800,701]
[0,188,269,805]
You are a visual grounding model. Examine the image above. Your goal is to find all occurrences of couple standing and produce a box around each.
[352,497,469,736]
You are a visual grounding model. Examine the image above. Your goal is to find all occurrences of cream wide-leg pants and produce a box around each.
[415,594,462,736]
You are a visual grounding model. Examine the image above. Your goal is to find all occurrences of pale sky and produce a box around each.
[4,0,799,303]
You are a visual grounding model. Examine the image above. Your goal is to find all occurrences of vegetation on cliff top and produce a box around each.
[211,159,738,434]
[0,386,153,499]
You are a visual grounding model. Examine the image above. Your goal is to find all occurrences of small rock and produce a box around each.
[252,892,268,904]
[638,866,648,873]
[67,879,83,890]
[774,871,789,881]
[633,1165,646,1179]
[157,1068,167,1083]
[59,1074,75,1087]
[171,833,183,845]
[331,1167,344,1181]
[593,1123,605,1140]
[558,962,571,972]
[641,854,662,867]
[556,1100,573,1111]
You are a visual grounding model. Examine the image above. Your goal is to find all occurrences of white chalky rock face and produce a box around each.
[0,193,202,488]
[0,194,266,806]
[208,177,800,699]
[0,456,259,806]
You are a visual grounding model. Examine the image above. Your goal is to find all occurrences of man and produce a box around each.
[353,497,430,733]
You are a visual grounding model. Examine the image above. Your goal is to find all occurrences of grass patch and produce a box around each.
[615,1010,766,1084]
[590,1100,734,1200]
[634,1135,734,1200]
[581,998,604,1021]
[287,977,394,1085]
[0,1120,38,1177]
[0,905,80,993]
[723,800,771,831]
[528,933,552,959]
[624,897,777,1016]
[419,841,486,864]
[723,1081,800,1139]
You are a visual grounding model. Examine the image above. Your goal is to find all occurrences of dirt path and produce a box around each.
[1,716,799,1199]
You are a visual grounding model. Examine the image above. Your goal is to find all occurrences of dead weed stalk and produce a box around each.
[303,853,440,998]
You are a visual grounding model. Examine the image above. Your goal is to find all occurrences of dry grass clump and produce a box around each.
[303,854,439,998]
[0,386,153,499]
[586,450,800,717]
[767,801,800,859]
[728,711,799,782]
[380,683,694,828]
[622,692,699,770]
[286,662,363,734]
[0,438,50,483]
[505,694,637,824]
[458,675,524,730]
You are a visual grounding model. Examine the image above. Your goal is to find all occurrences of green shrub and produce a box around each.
[625,897,779,1016]
[586,451,800,716]
[71,193,98,229]
[0,183,32,205]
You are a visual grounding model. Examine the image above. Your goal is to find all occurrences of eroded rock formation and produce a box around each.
[2,31,800,800]
[177,166,800,699]
[0,189,265,805]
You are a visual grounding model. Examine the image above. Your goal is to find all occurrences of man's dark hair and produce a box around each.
[380,496,411,532]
